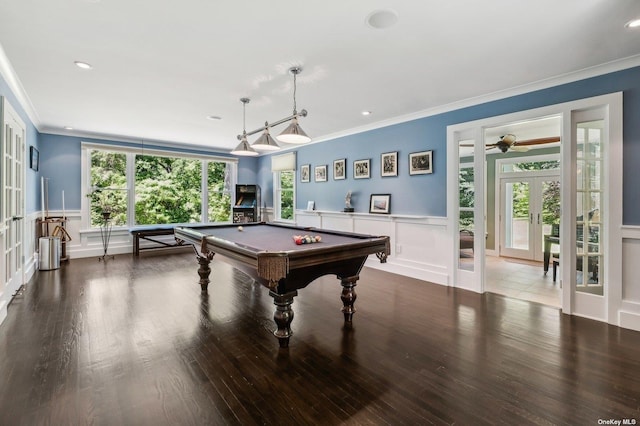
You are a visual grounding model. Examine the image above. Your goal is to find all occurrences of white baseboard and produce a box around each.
[365,258,449,286]
[0,301,6,327]
[619,310,640,332]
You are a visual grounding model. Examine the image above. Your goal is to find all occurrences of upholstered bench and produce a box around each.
[130,226,188,255]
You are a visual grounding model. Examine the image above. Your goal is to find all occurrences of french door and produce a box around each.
[1,97,26,312]
[500,175,559,262]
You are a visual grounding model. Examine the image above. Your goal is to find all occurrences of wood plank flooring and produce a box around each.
[1,252,639,425]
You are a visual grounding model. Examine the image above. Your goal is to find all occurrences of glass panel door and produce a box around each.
[576,120,603,295]
[2,98,25,298]
[500,176,560,261]
[504,180,531,252]
[458,141,475,271]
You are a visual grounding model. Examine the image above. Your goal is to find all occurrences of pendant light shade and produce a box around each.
[276,67,311,144]
[277,116,310,144]
[231,134,258,156]
[230,98,259,157]
[252,123,281,151]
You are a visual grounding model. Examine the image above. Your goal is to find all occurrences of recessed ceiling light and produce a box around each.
[625,18,640,28]
[365,10,398,29]
[206,115,222,121]
[362,111,372,116]
[74,61,93,70]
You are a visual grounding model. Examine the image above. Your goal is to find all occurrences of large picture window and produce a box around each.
[135,155,202,224]
[83,143,236,228]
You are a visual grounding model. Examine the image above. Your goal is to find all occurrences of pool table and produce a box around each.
[174,222,390,348]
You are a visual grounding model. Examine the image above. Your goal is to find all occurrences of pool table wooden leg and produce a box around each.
[270,291,297,348]
[195,249,215,292]
[340,276,359,322]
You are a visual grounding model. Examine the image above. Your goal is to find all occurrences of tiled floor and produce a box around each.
[485,255,561,307]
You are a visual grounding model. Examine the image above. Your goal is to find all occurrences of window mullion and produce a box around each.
[127,152,135,226]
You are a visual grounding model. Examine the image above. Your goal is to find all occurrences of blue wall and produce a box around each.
[258,66,640,224]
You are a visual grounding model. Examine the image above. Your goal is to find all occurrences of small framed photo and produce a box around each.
[369,194,391,214]
[30,146,39,171]
[354,159,370,179]
[409,150,433,175]
[315,165,327,182]
[300,164,310,183]
[307,201,315,211]
[381,151,398,177]
[333,158,346,180]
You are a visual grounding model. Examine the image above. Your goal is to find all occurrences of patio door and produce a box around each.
[1,97,26,316]
[500,175,559,261]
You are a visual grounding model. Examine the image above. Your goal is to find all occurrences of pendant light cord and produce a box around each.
[292,70,297,114]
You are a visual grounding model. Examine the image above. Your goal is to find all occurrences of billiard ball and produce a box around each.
[238,226,243,232]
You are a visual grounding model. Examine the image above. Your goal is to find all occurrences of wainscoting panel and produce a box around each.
[296,210,450,285]
[620,226,640,331]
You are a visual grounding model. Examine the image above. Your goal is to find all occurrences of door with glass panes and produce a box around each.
[499,164,560,262]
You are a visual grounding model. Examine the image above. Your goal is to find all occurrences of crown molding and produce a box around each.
[0,43,41,127]
[311,54,640,145]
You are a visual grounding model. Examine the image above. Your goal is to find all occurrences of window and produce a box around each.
[501,159,560,173]
[207,161,233,222]
[271,152,296,222]
[82,143,237,228]
[135,154,202,224]
[88,150,128,227]
[275,170,295,221]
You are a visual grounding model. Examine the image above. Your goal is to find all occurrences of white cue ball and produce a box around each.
[238,226,243,232]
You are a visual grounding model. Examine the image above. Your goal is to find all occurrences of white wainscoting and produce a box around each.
[620,225,640,331]
[296,210,450,285]
[39,210,151,259]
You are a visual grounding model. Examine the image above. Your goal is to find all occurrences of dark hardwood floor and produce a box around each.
[1,252,639,425]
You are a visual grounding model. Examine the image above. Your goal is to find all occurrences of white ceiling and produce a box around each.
[1,0,639,152]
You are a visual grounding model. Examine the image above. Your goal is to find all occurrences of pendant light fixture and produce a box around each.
[251,122,281,151]
[276,67,311,144]
[233,66,310,152]
[230,98,259,157]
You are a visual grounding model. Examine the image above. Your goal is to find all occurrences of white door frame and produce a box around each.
[447,92,622,323]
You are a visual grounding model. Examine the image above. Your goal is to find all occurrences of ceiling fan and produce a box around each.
[461,134,561,153]
[487,134,560,153]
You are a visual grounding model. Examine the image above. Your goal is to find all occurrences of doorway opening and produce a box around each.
[449,92,622,323]
[484,116,562,306]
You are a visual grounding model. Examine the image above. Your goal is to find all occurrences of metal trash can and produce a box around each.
[39,237,61,270]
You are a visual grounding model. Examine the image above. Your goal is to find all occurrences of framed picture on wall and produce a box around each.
[354,159,370,179]
[30,146,39,171]
[409,150,433,175]
[333,158,346,180]
[369,194,391,214]
[300,164,310,182]
[315,165,327,182]
[381,151,398,177]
